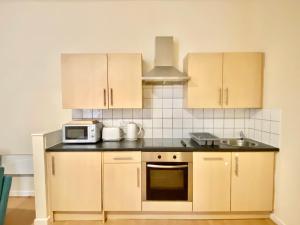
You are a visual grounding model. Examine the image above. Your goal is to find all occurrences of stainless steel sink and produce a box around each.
[220,139,258,147]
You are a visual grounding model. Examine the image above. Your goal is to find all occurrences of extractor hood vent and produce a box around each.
[142,36,190,83]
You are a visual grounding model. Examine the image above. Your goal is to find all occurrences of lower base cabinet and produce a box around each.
[193,152,231,212]
[231,152,275,212]
[103,152,141,211]
[193,152,275,212]
[46,152,102,212]
[46,151,274,217]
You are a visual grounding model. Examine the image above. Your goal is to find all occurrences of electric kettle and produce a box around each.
[126,122,142,141]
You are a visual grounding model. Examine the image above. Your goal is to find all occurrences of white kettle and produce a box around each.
[126,122,142,141]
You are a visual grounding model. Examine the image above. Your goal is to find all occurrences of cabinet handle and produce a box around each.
[137,167,140,187]
[113,157,133,161]
[103,89,106,106]
[235,154,239,176]
[51,156,55,175]
[203,157,223,161]
[225,88,229,105]
[219,88,223,105]
[110,88,113,106]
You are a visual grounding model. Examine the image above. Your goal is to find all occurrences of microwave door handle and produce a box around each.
[147,164,188,169]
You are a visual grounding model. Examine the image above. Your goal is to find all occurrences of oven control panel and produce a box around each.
[142,152,193,162]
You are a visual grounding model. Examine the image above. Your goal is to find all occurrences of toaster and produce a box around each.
[102,127,123,141]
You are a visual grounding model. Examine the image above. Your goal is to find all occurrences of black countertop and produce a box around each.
[47,138,279,152]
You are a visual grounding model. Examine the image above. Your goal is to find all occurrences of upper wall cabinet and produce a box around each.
[108,54,142,109]
[223,53,263,108]
[61,54,108,109]
[185,52,264,108]
[185,53,223,108]
[61,53,142,109]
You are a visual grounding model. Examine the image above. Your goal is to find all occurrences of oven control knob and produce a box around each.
[173,155,177,159]
[158,155,161,159]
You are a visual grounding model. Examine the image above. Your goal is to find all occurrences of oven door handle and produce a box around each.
[146,164,188,169]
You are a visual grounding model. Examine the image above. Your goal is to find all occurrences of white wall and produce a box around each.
[250,1,300,225]
[0,0,255,154]
[0,1,299,224]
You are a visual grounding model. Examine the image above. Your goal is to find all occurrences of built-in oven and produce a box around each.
[142,152,193,202]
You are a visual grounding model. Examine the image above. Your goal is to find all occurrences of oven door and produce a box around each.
[63,125,89,143]
[145,162,189,201]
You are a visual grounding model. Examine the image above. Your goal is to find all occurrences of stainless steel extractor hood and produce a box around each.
[142,36,190,83]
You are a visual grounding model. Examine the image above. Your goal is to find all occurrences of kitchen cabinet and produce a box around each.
[185,53,223,108]
[185,52,263,108]
[223,53,263,108]
[108,53,142,108]
[46,152,102,212]
[193,152,231,212]
[61,53,142,109]
[103,152,141,211]
[61,54,108,109]
[231,152,275,212]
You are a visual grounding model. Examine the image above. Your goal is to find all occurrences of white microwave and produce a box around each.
[62,121,102,143]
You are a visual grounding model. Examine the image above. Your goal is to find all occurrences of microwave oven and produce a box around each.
[62,121,102,143]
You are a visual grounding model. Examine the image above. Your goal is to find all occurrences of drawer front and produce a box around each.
[103,151,141,163]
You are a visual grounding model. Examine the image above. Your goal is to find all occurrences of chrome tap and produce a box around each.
[240,131,246,139]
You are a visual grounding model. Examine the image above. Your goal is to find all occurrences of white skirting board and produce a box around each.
[270,213,286,225]
[9,176,35,196]
[0,154,35,196]
[1,155,33,175]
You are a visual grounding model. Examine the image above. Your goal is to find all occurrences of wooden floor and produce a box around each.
[6,197,276,225]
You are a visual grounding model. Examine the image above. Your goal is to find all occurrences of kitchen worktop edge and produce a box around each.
[46,138,279,152]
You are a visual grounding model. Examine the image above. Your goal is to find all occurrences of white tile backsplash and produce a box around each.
[72,109,83,119]
[133,109,143,118]
[112,109,122,119]
[83,109,93,118]
[173,99,183,108]
[163,86,173,98]
[183,119,193,128]
[122,109,132,119]
[152,98,163,108]
[248,108,281,147]
[163,109,172,118]
[183,109,193,118]
[204,109,214,118]
[173,109,183,118]
[152,109,162,118]
[92,109,102,119]
[162,99,173,108]
[153,119,163,128]
[163,119,172,128]
[225,109,235,118]
[173,119,183,128]
[214,109,224,118]
[142,109,152,118]
[72,85,281,148]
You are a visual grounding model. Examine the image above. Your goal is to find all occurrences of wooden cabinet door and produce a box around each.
[223,53,263,108]
[104,163,141,211]
[231,152,275,211]
[185,53,223,108]
[61,54,108,109]
[107,53,142,108]
[193,152,231,212]
[47,152,102,212]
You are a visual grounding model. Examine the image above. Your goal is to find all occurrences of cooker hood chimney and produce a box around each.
[142,36,190,83]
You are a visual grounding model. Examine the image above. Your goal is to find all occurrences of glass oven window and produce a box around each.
[66,126,88,140]
[146,162,188,201]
